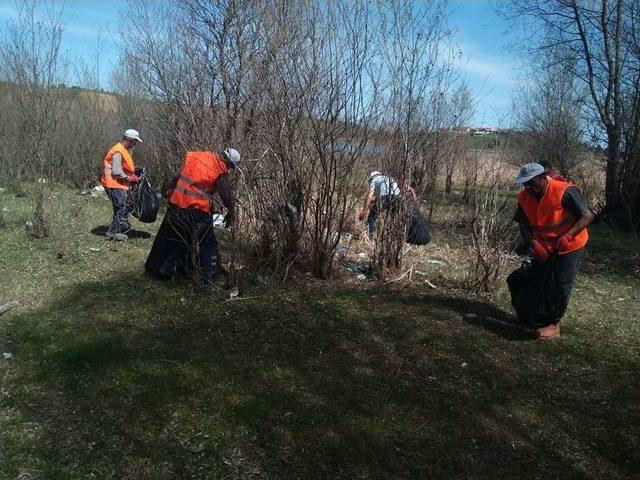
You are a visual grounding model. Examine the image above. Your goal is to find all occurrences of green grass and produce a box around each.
[1,187,639,479]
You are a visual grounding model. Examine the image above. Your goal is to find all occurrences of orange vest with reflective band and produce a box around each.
[169,151,228,213]
[101,143,135,190]
[518,178,589,255]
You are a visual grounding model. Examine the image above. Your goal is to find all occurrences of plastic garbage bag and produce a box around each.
[128,167,159,223]
[507,254,565,328]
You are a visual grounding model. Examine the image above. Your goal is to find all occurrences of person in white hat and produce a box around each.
[145,147,241,286]
[358,170,401,236]
[508,162,593,339]
[100,129,143,240]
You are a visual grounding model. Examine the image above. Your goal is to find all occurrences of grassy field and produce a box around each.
[0,186,639,479]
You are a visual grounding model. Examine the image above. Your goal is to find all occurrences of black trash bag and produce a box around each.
[507,254,565,328]
[406,201,431,245]
[128,167,159,223]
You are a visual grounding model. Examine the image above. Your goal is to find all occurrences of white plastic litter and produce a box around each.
[212,214,226,229]
[3,352,12,360]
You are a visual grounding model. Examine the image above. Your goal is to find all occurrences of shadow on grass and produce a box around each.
[1,275,638,479]
[91,224,152,239]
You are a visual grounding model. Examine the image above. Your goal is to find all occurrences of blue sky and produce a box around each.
[0,0,519,127]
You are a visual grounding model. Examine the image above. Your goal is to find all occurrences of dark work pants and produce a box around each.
[145,205,219,283]
[367,195,400,236]
[105,187,129,234]
[552,248,583,323]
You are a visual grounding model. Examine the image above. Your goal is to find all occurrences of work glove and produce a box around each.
[530,239,550,262]
[358,209,367,221]
[555,232,573,252]
[128,174,141,184]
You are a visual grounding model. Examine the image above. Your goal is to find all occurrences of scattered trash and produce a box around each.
[256,275,268,285]
[357,252,368,259]
[427,259,445,266]
[89,247,100,252]
[344,261,368,275]
[3,352,12,360]
[336,245,349,252]
[0,187,5,193]
[331,231,353,244]
[356,274,366,280]
[212,214,226,228]
[461,362,468,368]
[414,270,427,276]
[228,287,239,300]
[37,178,47,184]
[80,185,106,197]
[25,221,33,228]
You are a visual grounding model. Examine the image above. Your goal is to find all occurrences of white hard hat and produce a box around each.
[368,170,382,182]
[224,148,241,166]
[124,129,142,143]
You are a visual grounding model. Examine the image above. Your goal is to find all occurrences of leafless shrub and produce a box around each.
[26,180,50,239]
[465,150,517,295]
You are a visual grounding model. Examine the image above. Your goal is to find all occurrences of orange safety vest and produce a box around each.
[169,151,228,213]
[518,178,589,255]
[101,142,135,190]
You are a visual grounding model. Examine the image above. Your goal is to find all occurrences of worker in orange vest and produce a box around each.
[510,162,593,339]
[145,148,241,285]
[100,129,143,240]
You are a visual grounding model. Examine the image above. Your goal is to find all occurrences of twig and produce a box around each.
[424,279,437,289]
[223,295,263,303]
[385,267,413,283]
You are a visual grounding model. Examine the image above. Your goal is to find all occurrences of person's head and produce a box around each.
[122,129,142,149]
[368,171,382,184]
[515,162,547,199]
[222,148,241,169]
[538,160,551,173]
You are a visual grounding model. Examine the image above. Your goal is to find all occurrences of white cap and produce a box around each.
[124,129,142,143]
[368,171,382,182]
[514,162,544,184]
[224,148,241,166]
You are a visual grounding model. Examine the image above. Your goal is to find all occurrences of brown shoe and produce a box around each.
[537,323,560,340]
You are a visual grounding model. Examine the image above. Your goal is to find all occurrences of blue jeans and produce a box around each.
[105,188,129,234]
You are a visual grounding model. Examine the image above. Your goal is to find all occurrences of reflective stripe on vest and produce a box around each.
[518,178,589,255]
[101,143,135,190]
[169,151,228,213]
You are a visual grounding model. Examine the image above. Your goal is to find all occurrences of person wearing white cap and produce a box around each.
[358,170,401,236]
[145,147,241,286]
[100,129,143,240]
[508,162,593,339]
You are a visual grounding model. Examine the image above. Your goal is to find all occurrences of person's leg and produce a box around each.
[159,207,190,278]
[193,211,219,284]
[367,202,378,236]
[106,188,127,236]
[555,248,583,316]
[538,248,583,339]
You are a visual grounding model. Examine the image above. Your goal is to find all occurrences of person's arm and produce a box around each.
[215,174,235,226]
[111,152,138,183]
[358,187,375,220]
[518,222,534,243]
[561,187,594,238]
[406,185,418,203]
[162,172,180,199]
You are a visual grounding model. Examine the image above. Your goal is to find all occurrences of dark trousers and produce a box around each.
[105,188,129,234]
[552,248,583,322]
[145,205,219,283]
[507,248,583,327]
[367,195,400,236]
